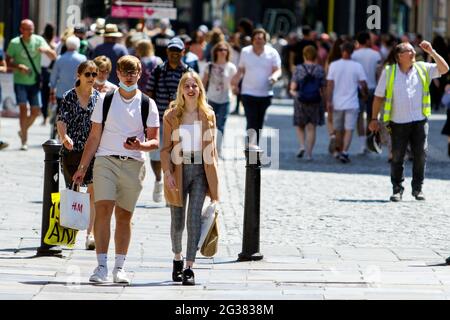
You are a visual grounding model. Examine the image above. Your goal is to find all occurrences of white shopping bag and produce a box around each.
[197,202,217,250]
[59,184,90,230]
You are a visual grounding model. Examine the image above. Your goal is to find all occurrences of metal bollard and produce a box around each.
[238,147,264,261]
[36,139,62,257]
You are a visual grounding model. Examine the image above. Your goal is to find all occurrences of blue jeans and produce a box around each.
[14,84,42,107]
[209,101,229,153]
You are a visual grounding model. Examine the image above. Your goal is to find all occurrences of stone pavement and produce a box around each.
[1,100,450,300]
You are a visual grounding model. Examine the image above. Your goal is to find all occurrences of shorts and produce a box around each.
[14,84,42,107]
[333,109,359,131]
[359,89,375,118]
[149,126,163,161]
[93,156,146,213]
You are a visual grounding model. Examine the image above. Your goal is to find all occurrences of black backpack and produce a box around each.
[102,90,150,136]
[297,64,322,104]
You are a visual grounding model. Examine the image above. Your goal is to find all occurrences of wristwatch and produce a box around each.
[78,164,87,172]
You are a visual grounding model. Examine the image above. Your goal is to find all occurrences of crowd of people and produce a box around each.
[0,16,449,283]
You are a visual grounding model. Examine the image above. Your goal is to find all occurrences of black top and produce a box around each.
[57,88,100,152]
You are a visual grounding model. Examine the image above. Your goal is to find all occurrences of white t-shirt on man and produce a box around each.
[351,48,382,89]
[327,59,368,110]
[91,89,160,161]
[205,62,237,104]
[239,45,281,97]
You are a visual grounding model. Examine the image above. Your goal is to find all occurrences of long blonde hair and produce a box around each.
[169,71,213,125]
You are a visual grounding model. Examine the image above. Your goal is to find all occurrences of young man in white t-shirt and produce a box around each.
[73,56,160,284]
[231,28,282,148]
[352,31,382,153]
[327,42,368,163]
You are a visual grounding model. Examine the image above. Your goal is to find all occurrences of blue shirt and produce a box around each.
[50,51,87,98]
[92,42,128,85]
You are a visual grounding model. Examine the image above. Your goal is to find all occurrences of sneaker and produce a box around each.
[89,265,108,283]
[338,153,351,164]
[296,148,305,158]
[112,267,130,285]
[412,190,426,201]
[182,267,195,286]
[153,181,163,203]
[0,141,9,150]
[20,144,28,151]
[446,256,450,265]
[85,234,95,250]
[390,189,403,202]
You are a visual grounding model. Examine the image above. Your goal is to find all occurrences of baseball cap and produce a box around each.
[167,37,184,50]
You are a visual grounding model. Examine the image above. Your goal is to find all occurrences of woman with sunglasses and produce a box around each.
[56,60,100,250]
[202,41,237,156]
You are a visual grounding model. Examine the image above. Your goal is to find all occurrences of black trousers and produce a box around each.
[390,119,428,193]
[241,95,272,145]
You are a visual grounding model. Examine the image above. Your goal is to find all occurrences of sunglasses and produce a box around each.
[168,48,183,53]
[84,72,98,78]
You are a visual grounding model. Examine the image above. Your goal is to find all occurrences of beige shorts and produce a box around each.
[93,156,146,212]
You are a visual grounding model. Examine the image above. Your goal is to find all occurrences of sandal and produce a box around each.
[172,260,183,282]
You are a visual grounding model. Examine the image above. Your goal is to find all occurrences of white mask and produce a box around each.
[95,79,106,85]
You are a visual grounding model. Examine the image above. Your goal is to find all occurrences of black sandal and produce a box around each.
[172,260,183,282]
[182,267,195,286]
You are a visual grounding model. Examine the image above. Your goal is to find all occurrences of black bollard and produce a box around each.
[36,139,63,257]
[238,147,264,261]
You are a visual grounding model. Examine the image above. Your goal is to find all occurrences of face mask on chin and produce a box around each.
[95,79,106,85]
[119,82,138,92]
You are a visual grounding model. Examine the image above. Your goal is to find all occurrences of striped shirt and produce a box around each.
[375,63,440,124]
[147,62,191,119]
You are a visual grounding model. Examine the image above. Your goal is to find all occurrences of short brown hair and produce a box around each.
[135,39,154,58]
[117,55,141,72]
[93,55,112,73]
[251,28,268,42]
[303,45,317,61]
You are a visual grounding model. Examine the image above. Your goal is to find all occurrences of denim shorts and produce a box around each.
[14,84,42,107]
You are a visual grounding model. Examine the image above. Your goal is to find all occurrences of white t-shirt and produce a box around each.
[180,123,202,152]
[239,45,281,97]
[351,48,382,89]
[91,89,160,161]
[205,62,237,104]
[327,59,367,110]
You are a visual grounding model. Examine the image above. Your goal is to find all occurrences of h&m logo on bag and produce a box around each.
[71,202,83,213]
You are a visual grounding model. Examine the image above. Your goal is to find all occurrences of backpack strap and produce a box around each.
[141,93,150,138]
[152,63,163,96]
[102,90,115,131]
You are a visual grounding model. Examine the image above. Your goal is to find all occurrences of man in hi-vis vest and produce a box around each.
[369,41,449,202]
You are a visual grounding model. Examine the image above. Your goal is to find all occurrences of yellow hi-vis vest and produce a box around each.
[383,62,432,123]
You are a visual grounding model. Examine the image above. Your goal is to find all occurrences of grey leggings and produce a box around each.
[170,164,208,262]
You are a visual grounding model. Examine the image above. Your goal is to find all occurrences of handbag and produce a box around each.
[19,37,42,89]
[199,203,219,257]
[59,183,90,230]
[44,192,78,247]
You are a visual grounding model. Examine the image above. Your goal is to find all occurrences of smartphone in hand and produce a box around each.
[126,136,137,145]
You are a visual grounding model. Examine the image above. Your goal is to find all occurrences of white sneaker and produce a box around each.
[85,234,95,250]
[89,265,108,283]
[153,181,163,203]
[112,268,130,285]
[20,144,28,151]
